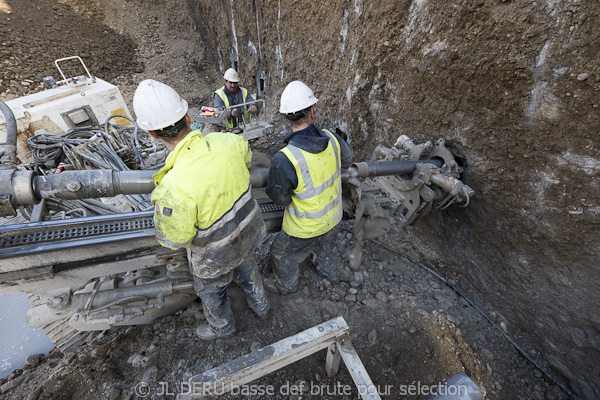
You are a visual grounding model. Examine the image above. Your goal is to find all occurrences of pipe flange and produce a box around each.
[349,162,370,178]
[12,170,38,205]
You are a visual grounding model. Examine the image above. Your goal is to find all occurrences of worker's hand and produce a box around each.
[231,108,239,118]
[249,105,258,114]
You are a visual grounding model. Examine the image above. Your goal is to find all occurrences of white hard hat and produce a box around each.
[224,68,240,82]
[279,81,318,114]
[133,79,188,131]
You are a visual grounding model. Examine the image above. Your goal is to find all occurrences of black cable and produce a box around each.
[340,226,581,400]
[26,117,157,212]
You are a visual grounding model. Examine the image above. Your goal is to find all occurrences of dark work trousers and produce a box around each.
[193,258,269,335]
[270,226,340,293]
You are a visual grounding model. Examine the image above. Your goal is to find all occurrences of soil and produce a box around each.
[0,0,598,399]
[0,0,140,98]
[0,230,565,400]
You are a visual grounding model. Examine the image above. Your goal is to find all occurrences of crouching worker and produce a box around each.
[133,79,269,339]
[264,81,352,294]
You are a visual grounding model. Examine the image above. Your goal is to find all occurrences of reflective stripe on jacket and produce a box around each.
[280,129,342,238]
[151,130,265,278]
[214,86,249,130]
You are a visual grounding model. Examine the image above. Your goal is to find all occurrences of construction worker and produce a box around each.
[264,81,352,294]
[133,79,269,340]
[213,68,259,131]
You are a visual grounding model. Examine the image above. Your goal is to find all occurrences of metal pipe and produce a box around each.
[23,161,444,204]
[112,170,156,194]
[430,173,464,196]
[225,98,265,112]
[32,170,156,200]
[13,160,447,207]
[348,159,444,179]
[250,167,269,188]
[0,169,37,206]
[173,281,195,292]
[26,280,195,329]
[70,280,175,312]
[0,99,18,169]
[31,168,272,202]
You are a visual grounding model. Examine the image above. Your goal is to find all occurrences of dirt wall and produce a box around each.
[167,0,599,397]
[0,0,140,98]
[1,0,598,398]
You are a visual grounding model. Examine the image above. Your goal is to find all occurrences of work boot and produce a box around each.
[263,277,281,294]
[263,278,296,295]
[312,252,339,284]
[315,265,339,284]
[195,324,235,340]
[256,308,271,321]
[310,252,318,267]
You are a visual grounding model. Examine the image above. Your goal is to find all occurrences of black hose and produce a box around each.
[0,99,18,168]
[0,100,16,147]
[340,226,581,400]
[103,114,137,149]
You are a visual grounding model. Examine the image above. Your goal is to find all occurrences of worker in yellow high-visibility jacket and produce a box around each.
[265,81,352,294]
[213,68,259,131]
[133,79,269,340]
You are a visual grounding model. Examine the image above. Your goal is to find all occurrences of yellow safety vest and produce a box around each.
[151,130,253,249]
[214,86,249,130]
[280,129,342,238]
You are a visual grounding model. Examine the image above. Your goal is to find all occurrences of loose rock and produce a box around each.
[24,354,44,368]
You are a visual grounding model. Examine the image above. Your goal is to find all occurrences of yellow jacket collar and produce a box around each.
[153,130,203,186]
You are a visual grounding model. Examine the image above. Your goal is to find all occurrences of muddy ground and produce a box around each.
[0,228,565,400]
[0,0,598,399]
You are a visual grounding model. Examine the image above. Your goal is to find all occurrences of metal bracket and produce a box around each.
[54,56,95,86]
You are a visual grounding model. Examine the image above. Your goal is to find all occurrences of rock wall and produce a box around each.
[169,0,599,397]
[2,0,598,397]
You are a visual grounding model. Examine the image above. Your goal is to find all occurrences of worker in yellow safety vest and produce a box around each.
[133,79,270,340]
[264,81,353,294]
[213,68,259,131]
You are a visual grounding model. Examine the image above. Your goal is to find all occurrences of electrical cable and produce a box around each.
[458,186,471,207]
[83,276,106,312]
[340,226,581,400]
[25,115,166,217]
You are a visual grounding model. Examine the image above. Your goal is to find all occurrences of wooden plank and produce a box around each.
[325,342,341,378]
[187,317,349,399]
[336,334,382,400]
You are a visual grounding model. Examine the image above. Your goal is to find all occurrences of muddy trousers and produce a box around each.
[193,258,270,335]
[270,227,340,293]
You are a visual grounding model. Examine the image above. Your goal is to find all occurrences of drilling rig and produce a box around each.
[0,58,474,351]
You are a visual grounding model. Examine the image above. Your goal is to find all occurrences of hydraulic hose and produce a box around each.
[0,99,18,168]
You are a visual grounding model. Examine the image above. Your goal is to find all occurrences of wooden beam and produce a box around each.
[325,342,341,378]
[336,334,382,400]
[185,317,349,399]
